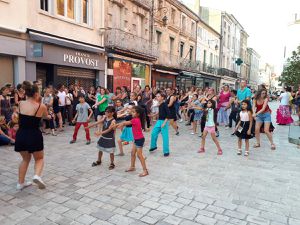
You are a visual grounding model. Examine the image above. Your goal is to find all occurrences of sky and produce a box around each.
[182,0,300,74]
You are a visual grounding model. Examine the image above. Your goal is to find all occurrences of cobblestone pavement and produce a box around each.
[1,102,300,225]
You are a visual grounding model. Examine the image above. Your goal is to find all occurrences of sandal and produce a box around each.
[91,161,101,167]
[139,170,149,177]
[271,144,276,150]
[116,153,125,156]
[253,143,261,148]
[198,148,205,153]
[244,151,249,156]
[109,164,115,170]
[125,167,136,172]
[237,149,242,155]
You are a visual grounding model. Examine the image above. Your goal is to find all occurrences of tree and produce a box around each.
[280,46,300,87]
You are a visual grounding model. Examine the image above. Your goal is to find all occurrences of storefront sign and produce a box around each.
[33,43,43,57]
[113,60,132,92]
[63,52,99,67]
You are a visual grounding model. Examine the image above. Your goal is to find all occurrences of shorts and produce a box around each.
[204,126,216,134]
[256,112,271,123]
[134,138,145,148]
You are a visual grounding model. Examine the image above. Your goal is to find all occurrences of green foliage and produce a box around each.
[280,46,300,87]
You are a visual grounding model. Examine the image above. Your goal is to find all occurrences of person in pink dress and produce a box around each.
[217,85,231,127]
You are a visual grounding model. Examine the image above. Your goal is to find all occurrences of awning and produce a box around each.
[28,30,105,53]
[180,71,221,80]
[155,69,179,75]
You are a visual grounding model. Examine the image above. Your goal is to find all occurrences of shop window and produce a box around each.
[40,0,49,11]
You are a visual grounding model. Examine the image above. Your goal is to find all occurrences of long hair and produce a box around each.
[255,88,268,100]
[241,100,252,113]
[133,106,146,130]
[105,106,117,120]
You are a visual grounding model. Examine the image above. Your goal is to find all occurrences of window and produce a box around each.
[169,37,175,54]
[189,46,193,60]
[191,22,195,36]
[171,8,176,24]
[198,27,202,40]
[209,53,213,66]
[82,0,88,24]
[180,42,184,58]
[156,31,162,46]
[181,15,186,32]
[40,0,49,11]
[56,0,75,19]
[203,50,207,64]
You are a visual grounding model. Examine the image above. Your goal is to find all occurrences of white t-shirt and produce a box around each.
[57,91,66,106]
[280,92,290,106]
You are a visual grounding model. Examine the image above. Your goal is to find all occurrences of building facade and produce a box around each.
[104,0,158,92]
[0,0,106,89]
[247,48,260,89]
[240,30,250,80]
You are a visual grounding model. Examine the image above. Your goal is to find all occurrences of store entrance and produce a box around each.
[36,63,54,89]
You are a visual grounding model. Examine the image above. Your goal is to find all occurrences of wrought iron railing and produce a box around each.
[157,51,180,68]
[105,28,158,58]
[218,68,238,78]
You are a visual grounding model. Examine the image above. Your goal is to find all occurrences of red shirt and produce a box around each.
[131,117,144,140]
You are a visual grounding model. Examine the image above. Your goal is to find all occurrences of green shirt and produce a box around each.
[98,94,108,112]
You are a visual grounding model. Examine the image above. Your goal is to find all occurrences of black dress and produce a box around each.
[97,118,116,153]
[15,104,43,153]
[235,121,254,139]
[166,95,177,121]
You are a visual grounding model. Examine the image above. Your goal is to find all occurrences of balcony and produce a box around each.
[156,51,180,69]
[180,60,218,75]
[105,28,158,59]
[218,68,238,78]
[130,0,151,9]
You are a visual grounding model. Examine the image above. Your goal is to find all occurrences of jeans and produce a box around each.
[0,135,10,146]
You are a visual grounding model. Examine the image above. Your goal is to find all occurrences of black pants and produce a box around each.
[141,105,150,128]
[229,111,237,128]
[59,106,66,124]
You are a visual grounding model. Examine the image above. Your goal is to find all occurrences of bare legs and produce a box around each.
[255,121,275,148]
[200,131,222,152]
[126,145,148,177]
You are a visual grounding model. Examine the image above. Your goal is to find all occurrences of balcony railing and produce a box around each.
[218,68,238,78]
[130,0,151,9]
[105,28,158,59]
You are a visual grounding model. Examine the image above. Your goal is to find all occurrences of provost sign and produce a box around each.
[63,52,99,67]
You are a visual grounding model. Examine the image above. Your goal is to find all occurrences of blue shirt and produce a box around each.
[205,108,215,127]
[237,87,252,102]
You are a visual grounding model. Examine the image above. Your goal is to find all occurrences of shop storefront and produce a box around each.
[220,76,237,90]
[0,35,26,85]
[26,30,105,90]
[151,69,178,89]
[107,54,151,92]
[176,71,220,91]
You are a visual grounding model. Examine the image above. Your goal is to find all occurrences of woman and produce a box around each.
[121,86,130,105]
[252,89,276,150]
[295,87,300,124]
[111,87,123,102]
[15,81,48,190]
[141,85,152,129]
[65,87,73,124]
[53,91,63,131]
[276,86,294,125]
[72,84,79,118]
[93,87,108,131]
[14,84,26,106]
[0,86,12,122]
[217,85,231,127]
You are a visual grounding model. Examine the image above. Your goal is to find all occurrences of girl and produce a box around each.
[118,106,148,177]
[198,99,222,155]
[116,105,134,156]
[235,100,253,156]
[190,94,204,135]
[11,106,19,124]
[151,96,159,124]
[87,106,117,170]
[8,121,19,142]
[48,107,57,136]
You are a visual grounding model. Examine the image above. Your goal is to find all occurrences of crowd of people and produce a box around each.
[0,80,300,190]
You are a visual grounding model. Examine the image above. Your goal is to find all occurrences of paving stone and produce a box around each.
[260,211,288,224]
[108,214,135,225]
[113,207,129,216]
[141,200,161,209]
[206,205,225,214]
[236,205,260,216]
[132,206,151,215]
[197,210,215,218]
[90,209,114,221]
[189,201,207,210]
[224,210,247,220]
[175,208,197,220]
[214,214,230,222]
[289,218,300,225]
[140,216,158,224]
[175,197,192,205]
[213,201,237,211]
[147,210,168,220]
[63,209,83,219]
[229,218,248,225]
[195,215,217,225]
[157,205,178,214]
[180,220,200,225]
[163,215,183,225]
[246,215,270,225]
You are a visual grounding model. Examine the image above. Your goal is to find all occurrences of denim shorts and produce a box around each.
[256,112,271,123]
[134,138,145,148]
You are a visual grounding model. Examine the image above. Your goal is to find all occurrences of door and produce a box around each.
[131,77,144,92]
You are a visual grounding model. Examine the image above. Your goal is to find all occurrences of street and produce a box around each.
[0,102,300,225]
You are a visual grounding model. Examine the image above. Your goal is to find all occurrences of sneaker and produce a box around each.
[16,181,32,191]
[175,131,179,136]
[179,119,183,123]
[231,132,235,136]
[86,140,91,145]
[198,133,203,137]
[190,132,195,135]
[225,126,229,130]
[149,147,157,152]
[32,175,46,189]
[164,153,170,157]
[216,131,220,137]
[217,149,223,155]
[237,149,242,155]
[70,140,76,144]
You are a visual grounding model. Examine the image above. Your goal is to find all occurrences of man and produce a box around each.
[57,84,67,125]
[237,80,252,103]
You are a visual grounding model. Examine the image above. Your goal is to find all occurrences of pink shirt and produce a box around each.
[131,117,144,140]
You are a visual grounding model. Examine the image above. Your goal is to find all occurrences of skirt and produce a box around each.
[235,121,254,139]
[217,107,229,125]
[120,126,134,142]
[276,105,293,125]
[194,111,203,121]
[97,136,116,153]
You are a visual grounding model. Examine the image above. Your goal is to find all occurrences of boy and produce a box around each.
[70,94,93,145]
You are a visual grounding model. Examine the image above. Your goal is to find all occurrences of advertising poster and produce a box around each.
[113,60,132,92]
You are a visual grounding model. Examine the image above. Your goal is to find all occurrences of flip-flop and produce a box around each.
[139,170,149,177]
[92,161,101,167]
[125,167,136,172]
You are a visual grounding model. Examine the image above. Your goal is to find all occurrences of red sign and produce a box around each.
[113,60,132,92]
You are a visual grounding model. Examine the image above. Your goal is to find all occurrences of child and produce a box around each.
[225,90,239,135]
[8,121,18,142]
[116,105,134,156]
[118,106,148,177]
[70,94,93,145]
[234,100,253,156]
[88,106,117,170]
[11,106,19,124]
[151,96,159,124]
[149,92,170,157]
[198,100,223,155]
[190,94,204,135]
[0,116,14,146]
[48,107,57,136]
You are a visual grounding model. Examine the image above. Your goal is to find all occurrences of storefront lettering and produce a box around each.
[63,52,99,67]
